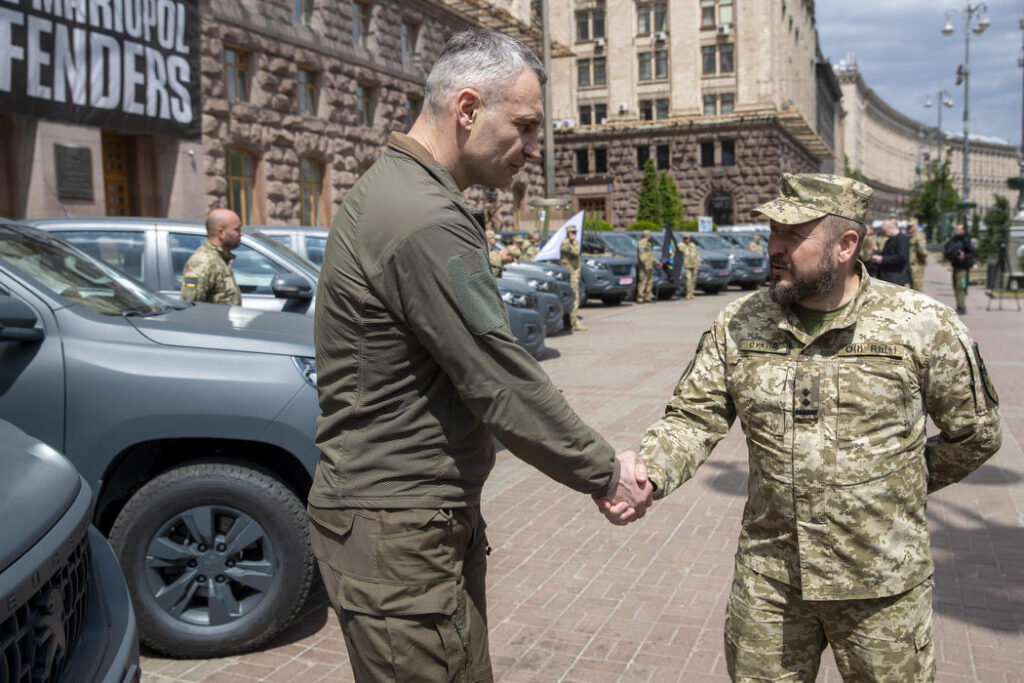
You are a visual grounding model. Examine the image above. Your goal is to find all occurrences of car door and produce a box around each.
[162,231,293,312]
[49,227,158,291]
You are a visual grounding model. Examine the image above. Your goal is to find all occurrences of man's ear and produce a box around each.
[455,88,481,129]
[837,229,860,264]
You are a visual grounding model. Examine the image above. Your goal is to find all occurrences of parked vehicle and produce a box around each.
[0,418,139,683]
[498,266,563,335]
[504,261,575,319]
[689,232,763,290]
[623,231,685,299]
[715,232,770,286]
[496,279,546,357]
[648,232,732,295]
[248,225,328,268]
[0,222,320,658]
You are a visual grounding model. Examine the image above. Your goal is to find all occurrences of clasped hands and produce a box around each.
[592,450,654,526]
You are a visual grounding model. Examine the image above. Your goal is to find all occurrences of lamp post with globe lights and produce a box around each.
[925,90,955,231]
[943,2,990,208]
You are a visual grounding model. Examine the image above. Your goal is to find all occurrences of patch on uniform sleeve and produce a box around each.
[679,330,710,384]
[447,250,505,335]
[183,277,197,289]
[974,342,999,406]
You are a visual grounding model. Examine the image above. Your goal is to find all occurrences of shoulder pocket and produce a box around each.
[447,250,505,336]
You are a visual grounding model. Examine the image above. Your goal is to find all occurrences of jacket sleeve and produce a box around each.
[180,259,210,302]
[878,234,909,268]
[913,236,929,262]
[638,317,736,498]
[923,318,1002,493]
[370,219,619,498]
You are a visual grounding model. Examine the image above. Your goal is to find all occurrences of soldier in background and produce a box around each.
[180,208,243,305]
[486,229,511,277]
[509,233,525,263]
[560,225,586,331]
[522,231,541,262]
[748,233,764,254]
[908,218,929,292]
[681,234,701,300]
[636,230,656,303]
[631,173,1002,681]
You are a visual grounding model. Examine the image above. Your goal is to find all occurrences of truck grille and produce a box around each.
[743,257,764,267]
[0,532,91,683]
[609,265,631,276]
[708,259,729,269]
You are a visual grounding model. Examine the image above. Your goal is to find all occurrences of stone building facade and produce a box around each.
[546,0,840,227]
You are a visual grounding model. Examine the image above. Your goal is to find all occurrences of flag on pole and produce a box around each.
[533,210,585,261]
[660,225,683,282]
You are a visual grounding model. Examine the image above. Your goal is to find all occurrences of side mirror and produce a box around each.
[0,297,44,343]
[272,273,313,300]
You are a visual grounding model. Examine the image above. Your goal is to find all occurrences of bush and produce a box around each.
[678,219,701,232]
[584,216,614,232]
[627,220,662,233]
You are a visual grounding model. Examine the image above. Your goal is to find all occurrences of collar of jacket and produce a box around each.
[203,238,236,263]
[775,260,872,347]
[387,132,487,235]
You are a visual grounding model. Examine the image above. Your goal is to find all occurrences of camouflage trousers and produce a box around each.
[637,265,654,302]
[685,268,698,299]
[308,506,492,683]
[569,272,582,328]
[911,265,924,293]
[725,565,935,682]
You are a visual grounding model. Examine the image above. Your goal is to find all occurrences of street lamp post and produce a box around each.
[1018,17,1024,211]
[924,89,954,231]
[943,2,990,209]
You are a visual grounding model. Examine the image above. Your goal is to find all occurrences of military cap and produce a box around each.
[485,230,496,239]
[513,234,524,242]
[642,230,651,238]
[566,225,577,233]
[750,173,873,225]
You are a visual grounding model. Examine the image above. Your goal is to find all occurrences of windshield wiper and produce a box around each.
[121,306,169,318]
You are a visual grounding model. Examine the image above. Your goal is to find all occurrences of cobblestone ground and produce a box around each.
[143,257,1024,682]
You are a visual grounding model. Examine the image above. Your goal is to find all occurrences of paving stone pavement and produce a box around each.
[142,256,1024,682]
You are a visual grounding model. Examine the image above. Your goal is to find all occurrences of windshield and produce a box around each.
[600,233,638,254]
[0,226,165,315]
[693,233,735,250]
[247,230,320,273]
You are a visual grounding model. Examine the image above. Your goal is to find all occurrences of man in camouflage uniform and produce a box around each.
[509,233,524,263]
[635,173,1002,681]
[560,225,586,331]
[636,230,656,303]
[908,218,928,292]
[180,208,243,305]
[681,233,701,299]
[486,229,510,277]
[522,231,541,262]
[748,233,764,254]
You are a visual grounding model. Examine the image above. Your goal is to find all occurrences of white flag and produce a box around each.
[534,210,585,262]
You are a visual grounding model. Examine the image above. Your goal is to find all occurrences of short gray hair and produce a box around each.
[424,29,546,117]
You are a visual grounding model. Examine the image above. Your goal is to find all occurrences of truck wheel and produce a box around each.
[108,462,314,658]
[701,286,722,295]
[601,294,624,306]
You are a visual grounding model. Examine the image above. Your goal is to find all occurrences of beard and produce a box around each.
[769,238,839,307]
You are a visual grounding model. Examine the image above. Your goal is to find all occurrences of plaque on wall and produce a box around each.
[54,145,94,201]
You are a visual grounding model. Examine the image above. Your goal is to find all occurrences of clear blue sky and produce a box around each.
[817,0,1023,148]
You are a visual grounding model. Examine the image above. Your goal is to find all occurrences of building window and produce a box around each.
[576,148,589,174]
[702,0,732,27]
[356,84,374,126]
[637,2,666,36]
[578,57,605,86]
[294,0,312,26]
[576,9,605,41]
[578,58,591,87]
[720,93,734,114]
[352,1,370,48]
[298,69,317,116]
[638,52,651,81]
[703,94,717,116]
[702,45,716,74]
[703,93,734,116]
[226,149,255,224]
[223,48,248,102]
[721,140,735,166]
[707,190,734,225]
[405,95,421,131]
[656,144,669,169]
[595,103,607,123]
[579,104,592,125]
[655,50,668,79]
[579,102,607,125]
[595,148,607,174]
[720,0,733,25]
[636,145,650,170]
[299,158,324,226]
[639,99,653,121]
[655,98,669,119]
[701,0,715,27]
[701,142,715,167]
[593,57,606,85]
[720,43,734,73]
[401,22,418,65]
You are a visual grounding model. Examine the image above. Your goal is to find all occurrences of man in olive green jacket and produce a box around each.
[310,30,651,683]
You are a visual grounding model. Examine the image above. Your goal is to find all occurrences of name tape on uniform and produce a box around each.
[738,339,789,355]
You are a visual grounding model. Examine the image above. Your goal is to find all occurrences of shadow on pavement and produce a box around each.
[702,459,749,498]
[536,347,562,361]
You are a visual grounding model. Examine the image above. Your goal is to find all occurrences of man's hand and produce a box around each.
[592,450,654,525]
[500,249,514,264]
[869,254,883,264]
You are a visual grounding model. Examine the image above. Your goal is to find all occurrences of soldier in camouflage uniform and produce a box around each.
[634,174,1002,682]
[560,225,586,331]
[522,231,541,262]
[748,234,764,254]
[636,230,656,303]
[681,234,701,299]
[180,208,243,305]
[509,233,524,263]
[485,229,509,277]
[908,218,929,292]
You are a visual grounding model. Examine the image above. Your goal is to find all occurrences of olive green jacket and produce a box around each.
[310,133,618,509]
[640,265,1001,600]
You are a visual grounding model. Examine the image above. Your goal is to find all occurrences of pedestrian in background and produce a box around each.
[522,230,541,261]
[631,173,1001,682]
[908,218,928,292]
[870,219,911,286]
[636,230,656,303]
[681,233,701,299]
[509,233,524,263]
[944,221,976,314]
[180,208,243,305]
[310,30,650,682]
[748,233,764,254]
[560,224,586,330]
[486,229,510,277]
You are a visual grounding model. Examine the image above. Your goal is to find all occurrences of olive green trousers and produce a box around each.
[308,506,491,682]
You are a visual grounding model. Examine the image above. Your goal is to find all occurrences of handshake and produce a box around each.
[592,450,654,526]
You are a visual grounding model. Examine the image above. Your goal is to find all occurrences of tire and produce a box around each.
[741,282,758,290]
[108,461,314,658]
[601,294,625,306]
[701,286,722,295]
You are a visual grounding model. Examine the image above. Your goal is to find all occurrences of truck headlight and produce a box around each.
[501,291,531,308]
[585,259,608,270]
[293,356,317,387]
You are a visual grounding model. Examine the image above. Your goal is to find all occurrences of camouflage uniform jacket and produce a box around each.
[523,243,540,262]
[488,247,504,277]
[560,239,581,275]
[681,242,701,269]
[638,240,655,268]
[909,230,928,267]
[748,241,764,254]
[180,239,242,305]
[640,264,1001,601]
[508,244,522,263]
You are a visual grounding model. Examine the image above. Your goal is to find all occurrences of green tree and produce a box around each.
[976,195,1010,260]
[908,155,960,234]
[659,171,686,228]
[583,216,614,232]
[844,155,863,182]
[636,158,663,225]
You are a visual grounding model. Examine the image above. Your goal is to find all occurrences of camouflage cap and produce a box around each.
[485,229,496,239]
[749,173,873,225]
[642,230,651,238]
[566,225,577,233]
[513,234,524,242]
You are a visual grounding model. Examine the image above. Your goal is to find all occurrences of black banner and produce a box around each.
[0,0,201,140]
